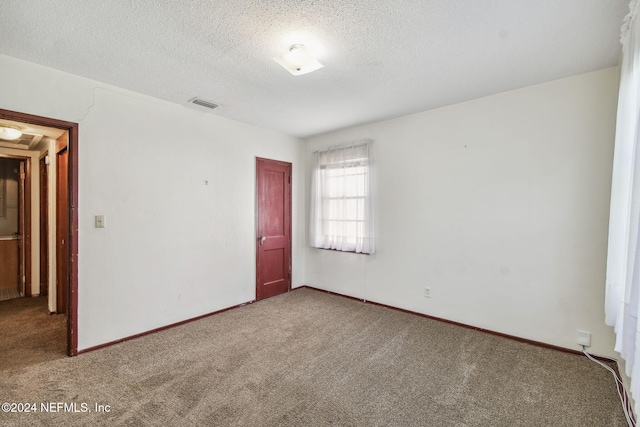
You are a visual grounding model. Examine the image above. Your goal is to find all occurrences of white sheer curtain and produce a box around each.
[606,0,640,415]
[309,141,375,254]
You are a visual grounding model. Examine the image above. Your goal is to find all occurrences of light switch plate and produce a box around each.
[95,215,106,228]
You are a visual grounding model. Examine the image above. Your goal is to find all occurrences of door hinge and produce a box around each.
[288,175,291,184]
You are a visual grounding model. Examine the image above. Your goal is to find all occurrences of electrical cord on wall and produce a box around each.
[581,345,635,427]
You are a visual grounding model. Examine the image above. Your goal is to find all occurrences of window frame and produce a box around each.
[309,140,374,254]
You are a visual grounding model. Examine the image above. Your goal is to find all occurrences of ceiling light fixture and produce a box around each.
[273,44,324,76]
[0,125,22,141]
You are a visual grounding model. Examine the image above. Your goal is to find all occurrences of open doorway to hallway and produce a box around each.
[0,109,78,356]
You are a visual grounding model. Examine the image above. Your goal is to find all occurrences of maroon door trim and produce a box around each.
[0,108,79,357]
[55,146,69,315]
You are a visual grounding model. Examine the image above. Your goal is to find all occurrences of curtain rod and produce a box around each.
[312,139,372,153]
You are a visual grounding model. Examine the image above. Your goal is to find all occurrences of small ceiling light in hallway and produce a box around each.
[0,125,22,141]
[273,44,324,76]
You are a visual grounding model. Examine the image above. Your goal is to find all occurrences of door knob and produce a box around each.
[260,236,267,245]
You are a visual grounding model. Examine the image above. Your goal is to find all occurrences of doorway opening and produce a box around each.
[0,109,78,356]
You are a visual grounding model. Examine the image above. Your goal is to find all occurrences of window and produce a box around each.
[310,141,374,254]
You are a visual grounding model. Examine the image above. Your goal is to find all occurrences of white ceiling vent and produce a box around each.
[189,97,219,110]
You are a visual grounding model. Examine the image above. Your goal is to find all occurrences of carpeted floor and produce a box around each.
[0,289,630,426]
[0,296,66,370]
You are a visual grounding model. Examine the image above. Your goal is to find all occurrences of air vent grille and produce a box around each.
[189,97,219,110]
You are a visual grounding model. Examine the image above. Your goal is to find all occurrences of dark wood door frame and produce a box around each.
[0,108,79,357]
[24,159,31,296]
[18,159,30,296]
[55,145,69,315]
[39,155,48,297]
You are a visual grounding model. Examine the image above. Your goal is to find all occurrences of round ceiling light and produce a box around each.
[273,44,324,76]
[0,125,22,141]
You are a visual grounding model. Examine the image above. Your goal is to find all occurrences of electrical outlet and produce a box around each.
[424,287,431,298]
[577,330,591,347]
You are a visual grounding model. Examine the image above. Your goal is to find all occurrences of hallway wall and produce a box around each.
[0,55,306,351]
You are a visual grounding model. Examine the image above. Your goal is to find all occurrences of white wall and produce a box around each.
[0,55,305,351]
[35,137,59,313]
[30,134,75,313]
[305,68,620,357]
[0,52,621,359]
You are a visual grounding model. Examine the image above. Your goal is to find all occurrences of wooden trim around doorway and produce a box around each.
[39,154,48,297]
[0,108,79,357]
[24,158,31,297]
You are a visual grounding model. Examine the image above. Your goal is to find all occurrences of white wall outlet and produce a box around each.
[577,330,591,347]
[424,287,431,298]
[95,215,106,228]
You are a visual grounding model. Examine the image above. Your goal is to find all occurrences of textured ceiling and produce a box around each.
[0,1,630,138]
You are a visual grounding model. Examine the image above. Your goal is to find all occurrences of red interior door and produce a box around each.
[256,158,292,301]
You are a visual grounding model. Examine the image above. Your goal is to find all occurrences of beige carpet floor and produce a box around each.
[0,296,66,370]
[0,288,629,426]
